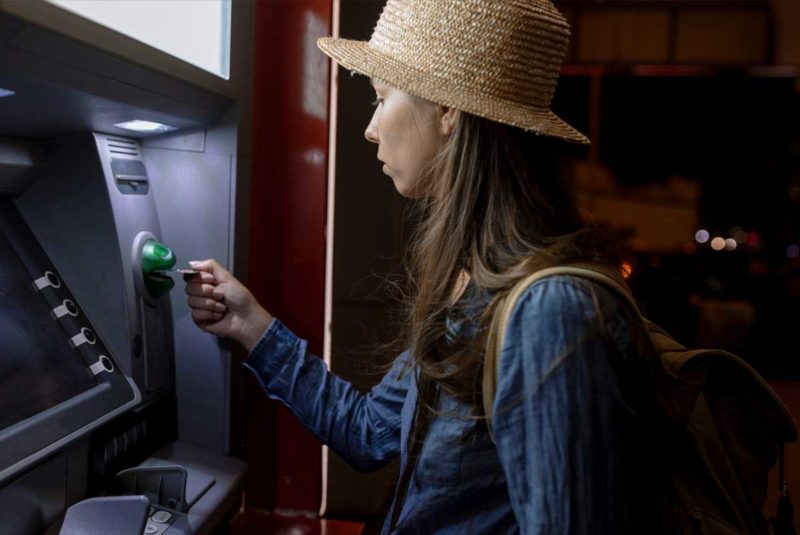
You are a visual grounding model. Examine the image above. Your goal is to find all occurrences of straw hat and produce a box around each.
[318,0,589,145]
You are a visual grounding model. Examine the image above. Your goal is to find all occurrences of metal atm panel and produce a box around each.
[15,133,174,402]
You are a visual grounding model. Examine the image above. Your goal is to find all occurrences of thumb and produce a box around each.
[189,259,230,282]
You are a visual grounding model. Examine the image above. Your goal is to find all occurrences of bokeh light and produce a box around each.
[620,262,633,279]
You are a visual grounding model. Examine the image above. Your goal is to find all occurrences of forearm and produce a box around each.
[242,318,402,471]
[238,301,273,353]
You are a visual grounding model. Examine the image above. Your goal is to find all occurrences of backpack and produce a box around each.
[482,262,799,535]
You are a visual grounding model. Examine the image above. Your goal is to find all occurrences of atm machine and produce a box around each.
[0,2,252,534]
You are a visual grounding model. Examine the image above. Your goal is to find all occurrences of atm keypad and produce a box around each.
[145,506,177,534]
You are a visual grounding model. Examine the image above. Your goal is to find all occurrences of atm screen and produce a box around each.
[45,0,232,79]
[0,214,96,432]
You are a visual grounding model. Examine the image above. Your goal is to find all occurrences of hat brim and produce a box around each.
[318,37,590,145]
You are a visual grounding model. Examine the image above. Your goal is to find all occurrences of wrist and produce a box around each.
[239,303,274,353]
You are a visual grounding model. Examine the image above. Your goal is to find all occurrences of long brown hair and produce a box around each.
[401,110,618,415]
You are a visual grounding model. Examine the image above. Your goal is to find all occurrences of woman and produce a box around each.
[185,0,660,532]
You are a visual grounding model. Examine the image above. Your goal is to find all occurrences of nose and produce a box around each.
[364,108,379,144]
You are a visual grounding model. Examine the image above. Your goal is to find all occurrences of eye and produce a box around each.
[371,97,383,107]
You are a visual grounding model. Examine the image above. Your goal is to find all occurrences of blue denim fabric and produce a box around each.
[243,275,653,534]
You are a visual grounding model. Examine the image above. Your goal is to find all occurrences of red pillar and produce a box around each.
[247,0,332,512]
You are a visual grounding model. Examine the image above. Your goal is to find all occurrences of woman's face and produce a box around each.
[364,79,456,197]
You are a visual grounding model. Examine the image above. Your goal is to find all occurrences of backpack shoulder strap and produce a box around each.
[482,262,641,442]
[482,264,799,447]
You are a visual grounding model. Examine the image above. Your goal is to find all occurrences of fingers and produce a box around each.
[187,296,227,314]
[184,271,216,285]
[183,259,234,333]
[192,308,224,324]
[185,282,225,300]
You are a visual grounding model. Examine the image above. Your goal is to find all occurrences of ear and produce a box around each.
[439,107,460,136]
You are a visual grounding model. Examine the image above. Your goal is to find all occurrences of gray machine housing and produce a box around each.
[0,2,253,533]
[16,132,174,401]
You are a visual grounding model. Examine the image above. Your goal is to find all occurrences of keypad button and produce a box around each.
[151,510,171,524]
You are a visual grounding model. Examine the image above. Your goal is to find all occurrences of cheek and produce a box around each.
[380,102,438,178]
[378,104,410,156]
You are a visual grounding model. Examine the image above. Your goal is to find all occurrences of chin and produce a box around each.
[395,185,423,199]
[392,179,414,198]
[390,173,423,199]
[394,187,411,198]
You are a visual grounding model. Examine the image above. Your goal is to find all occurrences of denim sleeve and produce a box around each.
[242,318,409,472]
[492,276,637,535]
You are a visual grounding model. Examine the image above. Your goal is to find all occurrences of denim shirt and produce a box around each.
[243,275,655,534]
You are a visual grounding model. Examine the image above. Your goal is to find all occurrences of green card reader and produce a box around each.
[141,240,176,297]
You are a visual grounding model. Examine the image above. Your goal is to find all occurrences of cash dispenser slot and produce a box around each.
[57,442,245,535]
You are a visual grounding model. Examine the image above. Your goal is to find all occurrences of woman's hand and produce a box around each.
[184,259,273,352]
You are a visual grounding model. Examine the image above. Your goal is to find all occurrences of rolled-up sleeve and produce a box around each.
[242,318,410,472]
[493,276,638,534]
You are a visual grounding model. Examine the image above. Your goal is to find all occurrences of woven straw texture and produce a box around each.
[318,0,589,144]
